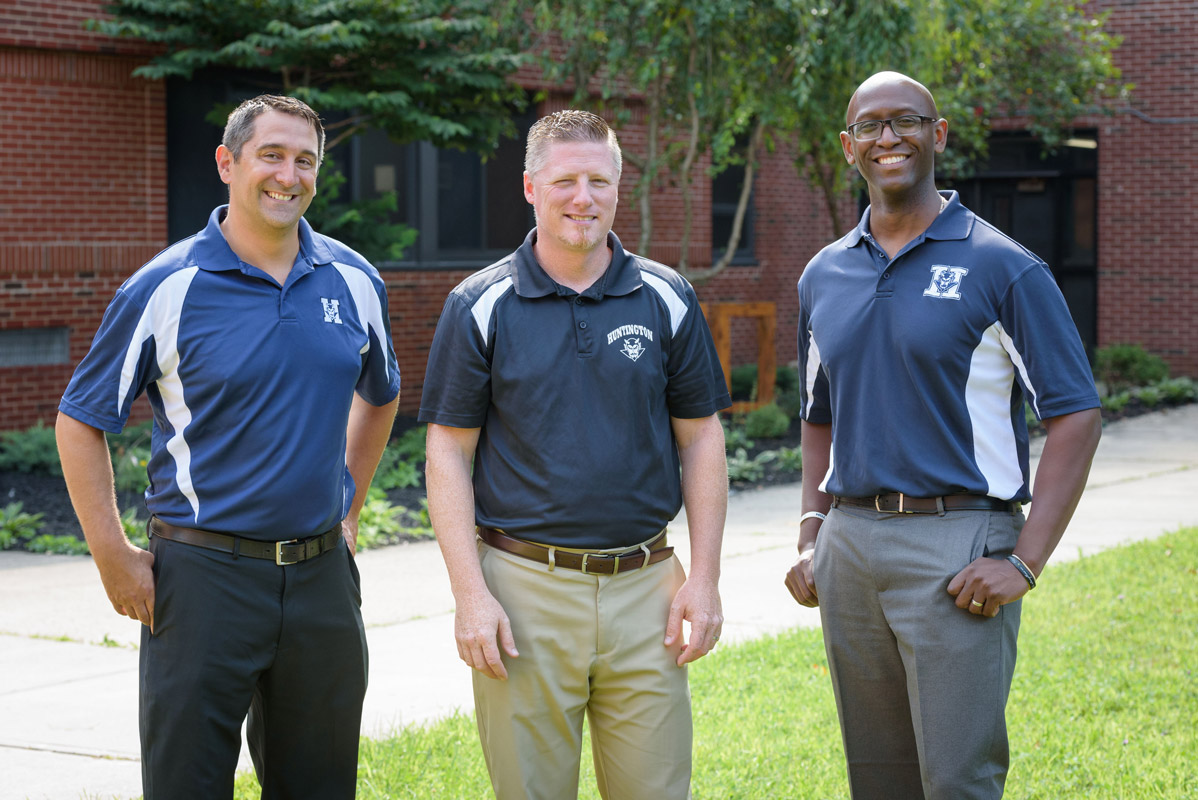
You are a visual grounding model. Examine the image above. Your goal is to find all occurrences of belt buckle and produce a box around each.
[579,552,617,575]
[275,539,300,566]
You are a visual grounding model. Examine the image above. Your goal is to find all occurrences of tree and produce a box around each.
[516,0,1126,274]
[89,0,526,261]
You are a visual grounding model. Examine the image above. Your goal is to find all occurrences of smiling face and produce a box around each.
[523,140,619,260]
[216,109,320,240]
[840,73,947,204]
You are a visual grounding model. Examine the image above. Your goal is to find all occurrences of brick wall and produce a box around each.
[2,0,1193,431]
[1,6,167,429]
[1090,0,1197,377]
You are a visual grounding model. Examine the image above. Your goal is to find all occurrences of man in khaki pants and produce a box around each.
[421,110,730,799]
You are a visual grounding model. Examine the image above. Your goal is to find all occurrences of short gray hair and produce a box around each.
[525,110,621,178]
[222,94,325,166]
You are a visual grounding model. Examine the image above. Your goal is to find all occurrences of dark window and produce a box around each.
[166,72,533,269]
[712,162,755,264]
[0,328,70,367]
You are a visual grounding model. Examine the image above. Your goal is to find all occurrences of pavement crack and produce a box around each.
[0,741,139,762]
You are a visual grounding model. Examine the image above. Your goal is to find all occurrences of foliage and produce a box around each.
[726,447,771,483]
[1094,344,1170,394]
[304,164,419,264]
[774,365,799,395]
[357,489,434,549]
[372,425,427,492]
[1156,377,1196,404]
[112,445,152,496]
[88,0,526,154]
[0,422,62,475]
[517,1,1125,264]
[743,403,791,440]
[121,507,149,549]
[0,502,44,549]
[772,445,802,474]
[22,533,92,556]
[234,529,1198,799]
[1102,391,1132,415]
[729,365,799,403]
[721,418,754,453]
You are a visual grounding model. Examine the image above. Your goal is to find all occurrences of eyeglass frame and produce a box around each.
[845,115,937,142]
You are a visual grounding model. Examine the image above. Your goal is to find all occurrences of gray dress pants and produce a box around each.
[813,505,1024,800]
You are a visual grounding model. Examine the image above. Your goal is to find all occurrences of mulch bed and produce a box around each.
[1,399,1187,552]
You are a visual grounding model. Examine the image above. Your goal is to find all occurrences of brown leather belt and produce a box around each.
[833,493,1020,515]
[477,527,673,575]
[149,517,342,565]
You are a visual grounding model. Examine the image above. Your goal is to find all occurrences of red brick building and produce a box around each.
[2,0,1194,431]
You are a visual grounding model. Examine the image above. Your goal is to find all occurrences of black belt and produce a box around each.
[477,527,673,575]
[832,493,1020,515]
[149,517,342,565]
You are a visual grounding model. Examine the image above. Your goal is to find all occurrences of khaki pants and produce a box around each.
[814,506,1024,800]
[473,538,692,800]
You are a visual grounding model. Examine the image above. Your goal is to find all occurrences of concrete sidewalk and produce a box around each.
[2,404,1195,800]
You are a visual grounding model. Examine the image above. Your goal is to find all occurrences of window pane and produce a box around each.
[438,149,483,250]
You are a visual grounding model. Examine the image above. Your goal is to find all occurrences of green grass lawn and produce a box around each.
[227,528,1197,799]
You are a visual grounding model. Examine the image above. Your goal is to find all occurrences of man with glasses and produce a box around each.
[784,72,1101,799]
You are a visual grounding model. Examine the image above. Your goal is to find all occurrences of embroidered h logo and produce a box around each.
[923,266,969,300]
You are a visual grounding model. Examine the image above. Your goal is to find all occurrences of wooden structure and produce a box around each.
[701,301,776,414]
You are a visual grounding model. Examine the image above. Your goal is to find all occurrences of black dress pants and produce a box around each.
[139,533,368,799]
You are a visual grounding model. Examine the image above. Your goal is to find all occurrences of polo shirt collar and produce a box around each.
[511,229,642,299]
[192,205,336,271]
[843,190,975,249]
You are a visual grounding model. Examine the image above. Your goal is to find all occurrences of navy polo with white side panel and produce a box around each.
[418,229,731,549]
[797,191,1098,502]
[60,206,400,541]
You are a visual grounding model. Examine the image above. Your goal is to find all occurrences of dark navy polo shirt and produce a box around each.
[797,191,1099,502]
[60,206,401,540]
[418,230,731,548]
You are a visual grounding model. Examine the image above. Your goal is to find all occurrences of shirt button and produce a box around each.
[883,272,891,279]
[579,321,588,329]
[575,297,583,305]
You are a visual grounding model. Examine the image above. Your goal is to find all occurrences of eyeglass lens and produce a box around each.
[852,116,926,141]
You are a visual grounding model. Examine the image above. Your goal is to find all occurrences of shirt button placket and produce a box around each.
[573,297,593,356]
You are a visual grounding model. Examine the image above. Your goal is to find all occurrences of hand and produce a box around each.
[341,515,359,557]
[784,548,818,607]
[947,557,1031,618]
[93,541,156,630]
[665,576,723,666]
[454,588,518,680]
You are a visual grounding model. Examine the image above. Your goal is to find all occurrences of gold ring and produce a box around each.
[971,599,984,608]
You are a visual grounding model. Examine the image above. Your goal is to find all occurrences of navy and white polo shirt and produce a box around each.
[797,191,1098,502]
[60,206,400,540]
[419,230,730,548]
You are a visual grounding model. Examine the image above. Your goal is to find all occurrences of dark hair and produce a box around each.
[525,110,621,178]
[222,95,325,165]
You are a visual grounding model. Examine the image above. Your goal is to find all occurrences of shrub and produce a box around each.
[112,446,152,495]
[773,446,802,473]
[372,426,427,491]
[1093,344,1168,393]
[1102,391,1132,414]
[0,422,62,475]
[0,502,45,549]
[722,418,754,453]
[23,533,90,556]
[729,365,800,402]
[726,448,767,483]
[357,487,404,549]
[743,403,790,440]
[1156,377,1196,404]
[121,508,149,549]
[1134,385,1162,408]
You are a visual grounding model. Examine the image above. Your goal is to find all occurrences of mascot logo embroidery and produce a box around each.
[620,337,646,361]
[923,265,969,300]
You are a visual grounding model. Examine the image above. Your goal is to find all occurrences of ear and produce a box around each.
[523,170,535,204]
[933,118,948,154]
[215,144,234,186]
[839,131,856,166]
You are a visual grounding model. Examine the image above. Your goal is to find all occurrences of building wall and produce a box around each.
[1,0,1194,431]
[1,2,166,429]
[1091,0,1197,376]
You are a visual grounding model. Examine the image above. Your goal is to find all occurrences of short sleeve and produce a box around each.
[1000,263,1099,420]
[664,283,732,419]
[59,289,162,433]
[796,276,832,424]
[353,270,401,406]
[418,292,494,427]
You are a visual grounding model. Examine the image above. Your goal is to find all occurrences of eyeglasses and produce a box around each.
[846,115,936,141]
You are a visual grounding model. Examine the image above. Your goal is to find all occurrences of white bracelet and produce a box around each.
[800,511,827,525]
